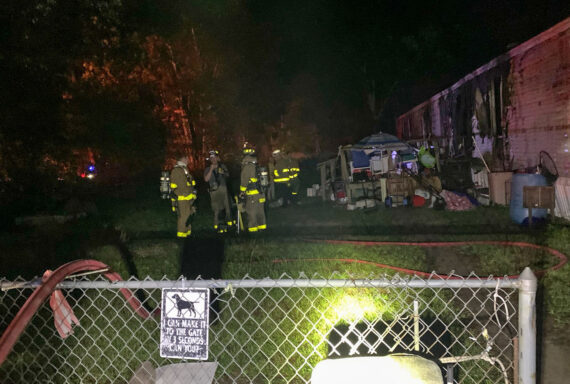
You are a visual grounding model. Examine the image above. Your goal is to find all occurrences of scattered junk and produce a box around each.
[306,183,321,197]
[316,127,563,221]
[317,132,427,209]
[315,18,570,218]
[395,18,570,221]
[554,176,570,221]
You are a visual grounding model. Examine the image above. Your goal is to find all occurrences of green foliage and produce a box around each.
[223,240,428,278]
[460,244,557,276]
[542,225,570,327]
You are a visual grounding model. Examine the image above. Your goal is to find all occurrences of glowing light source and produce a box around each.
[333,294,378,322]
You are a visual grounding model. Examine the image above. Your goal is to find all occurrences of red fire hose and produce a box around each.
[0,259,159,366]
[2,242,566,367]
[273,240,568,279]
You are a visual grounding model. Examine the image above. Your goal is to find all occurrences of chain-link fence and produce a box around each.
[0,270,536,384]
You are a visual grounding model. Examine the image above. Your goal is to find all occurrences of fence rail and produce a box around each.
[0,270,536,384]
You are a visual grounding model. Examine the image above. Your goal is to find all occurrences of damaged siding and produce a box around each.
[397,17,570,175]
[508,26,570,173]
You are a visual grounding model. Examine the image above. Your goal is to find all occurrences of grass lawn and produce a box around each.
[77,190,570,326]
[1,188,569,383]
[3,188,568,325]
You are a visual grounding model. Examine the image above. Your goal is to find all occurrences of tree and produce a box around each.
[0,0,125,190]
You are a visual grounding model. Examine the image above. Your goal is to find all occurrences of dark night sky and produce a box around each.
[0,0,569,184]
[246,0,570,118]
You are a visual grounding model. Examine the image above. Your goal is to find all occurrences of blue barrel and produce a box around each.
[510,173,548,225]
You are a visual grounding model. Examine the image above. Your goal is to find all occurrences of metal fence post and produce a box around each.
[0,274,523,383]
[518,267,537,384]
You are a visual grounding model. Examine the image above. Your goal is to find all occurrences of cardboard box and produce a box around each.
[488,172,513,205]
[523,186,555,209]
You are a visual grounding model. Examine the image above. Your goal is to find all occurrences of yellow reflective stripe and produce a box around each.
[192,180,196,186]
[246,190,259,195]
[289,174,298,179]
[257,224,267,230]
[170,183,178,188]
[291,192,298,195]
[283,168,289,172]
[274,177,289,182]
[250,177,258,182]
[259,197,266,203]
[274,170,279,176]
[177,231,190,238]
[248,227,258,232]
[240,186,247,192]
[178,193,196,200]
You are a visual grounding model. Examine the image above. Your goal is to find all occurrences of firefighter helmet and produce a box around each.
[243,142,256,155]
[208,150,219,158]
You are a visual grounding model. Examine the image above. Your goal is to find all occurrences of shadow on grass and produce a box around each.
[329,317,451,358]
[180,236,225,321]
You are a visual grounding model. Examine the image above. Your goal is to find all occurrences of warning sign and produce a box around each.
[160,288,209,360]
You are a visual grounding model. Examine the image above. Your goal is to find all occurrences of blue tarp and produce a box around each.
[351,150,370,168]
[355,132,403,147]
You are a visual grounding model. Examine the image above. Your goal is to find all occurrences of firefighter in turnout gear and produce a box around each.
[269,149,299,206]
[240,144,266,232]
[170,154,197,238]
[269,149,290,206]
[204,150,233,233]
[287,155,300,203]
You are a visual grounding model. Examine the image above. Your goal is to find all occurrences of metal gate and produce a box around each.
[0,269,536,383]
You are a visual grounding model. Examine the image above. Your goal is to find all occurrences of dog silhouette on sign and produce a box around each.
[172,294,197,317]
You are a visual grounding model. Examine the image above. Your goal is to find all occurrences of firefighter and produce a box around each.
[240,144,266,232]
[269,149,291,206]
[170,154,197,238]
[204,150,233,233]
[287,154,301,204]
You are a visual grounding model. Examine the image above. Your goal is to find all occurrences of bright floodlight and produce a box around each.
[333,295,378,322]
[311,354,443,384]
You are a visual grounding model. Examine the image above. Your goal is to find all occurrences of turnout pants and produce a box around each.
[245,193,266,232]
[274,181,289,203]
[289,177,300,202]
[210,185,232,228]
[177,200,193,237]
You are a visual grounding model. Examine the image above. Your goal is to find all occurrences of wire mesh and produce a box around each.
[0,274,521,384]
